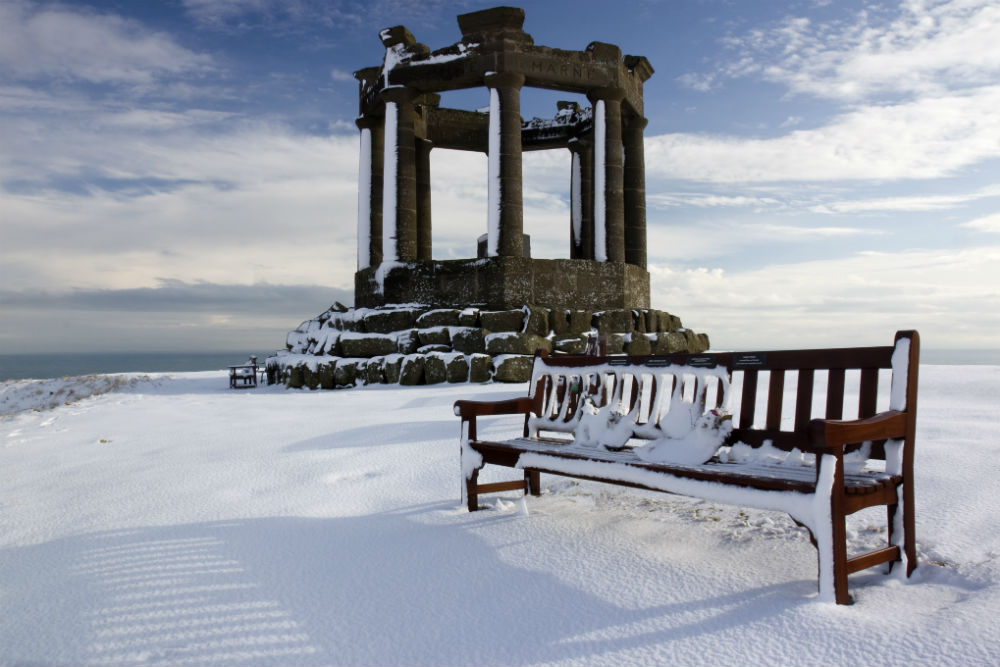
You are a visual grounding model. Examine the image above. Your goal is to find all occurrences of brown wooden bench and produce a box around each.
[454,330,919,604]
[229,357,259,389]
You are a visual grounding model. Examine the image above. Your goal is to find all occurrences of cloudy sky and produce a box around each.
[2,0,998,355]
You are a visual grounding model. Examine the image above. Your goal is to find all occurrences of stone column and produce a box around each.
[568,138,594,260]
[380,86,418,263]
[356,116,384,270]
[415,137,433,261]
[588,87,625,263]
[623,114,648,269]
[484,71,525,258]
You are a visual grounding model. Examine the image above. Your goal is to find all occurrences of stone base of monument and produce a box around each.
[355,258,651,312]
[267,303,710,389]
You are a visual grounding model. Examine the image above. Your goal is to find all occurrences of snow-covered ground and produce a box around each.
[1,365,998,666]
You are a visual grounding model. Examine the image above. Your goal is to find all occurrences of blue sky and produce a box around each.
[2,0,998,354]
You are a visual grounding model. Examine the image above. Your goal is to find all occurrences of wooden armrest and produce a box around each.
[808,411,907,450]
[454,397,534,419]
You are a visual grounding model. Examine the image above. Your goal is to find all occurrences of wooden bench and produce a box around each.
[229,358,259,389]
[454,330,919,604]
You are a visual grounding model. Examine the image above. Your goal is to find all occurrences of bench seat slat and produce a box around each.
[469,437,899,496]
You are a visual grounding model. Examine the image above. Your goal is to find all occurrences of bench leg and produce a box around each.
[815,453,853,604]
[525,470,541,496]
[902,483,918,576]
[830,503,852,605]
[461,437,485,513]
[465,469,481,512]
[887,485,918,577]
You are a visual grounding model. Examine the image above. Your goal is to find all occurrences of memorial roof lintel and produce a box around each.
[364,46,647,116]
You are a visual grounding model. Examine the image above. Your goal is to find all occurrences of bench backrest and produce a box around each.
[527,330,919,460]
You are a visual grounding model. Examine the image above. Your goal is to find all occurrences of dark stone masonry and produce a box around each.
[270,6,711,386]
[270,303,709,388]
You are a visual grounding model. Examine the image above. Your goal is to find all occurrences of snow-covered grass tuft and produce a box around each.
[1,374,158,416]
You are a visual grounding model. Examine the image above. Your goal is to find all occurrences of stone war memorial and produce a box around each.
[271,6,710,389]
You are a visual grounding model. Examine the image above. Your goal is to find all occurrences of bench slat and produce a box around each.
[795,368,815,432]
[766,370,785,430]
[826,368,845,419]
[860,368,879,419]
[739,369,759,429]
[471,437,900,497]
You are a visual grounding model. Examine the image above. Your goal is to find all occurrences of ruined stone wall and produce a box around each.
[269,303,710,389]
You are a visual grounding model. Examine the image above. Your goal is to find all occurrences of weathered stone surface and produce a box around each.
[549,309,569,335]
[317,361,337,389]
[451,328,485,354]
[303,365,321,390]
[624,333,652,356]
[276,300,713,389]
[418,327,451,346]
[334,360,359,387]
[493,355,534,383]
[485,332,552,356]
[457,308,480,327]
[357,258,650,312]
[383,356,403,383]
[287,364,305,389]
[654,332,688,354]
[360,358,384,385]
[523,306,549,336]
[632,310,647,334]
[396,329,420,354]
[566,310,593,334]
[643,309,658,333]
[416,309,461,327]
[423,355,447,384]
[554,335,587,354]
[469,354,491,382]
[593,309,634,334]
[480,309,525,332]
[445,355,469,382]
[363,309,420,333]
[340,333,398,358]
[328,311,364,332]
[399,355,424,385]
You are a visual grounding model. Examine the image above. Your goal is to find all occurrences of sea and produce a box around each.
[1,348,998,382]
[0,352,278,381]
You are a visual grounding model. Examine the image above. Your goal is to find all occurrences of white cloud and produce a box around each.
[757,224,881,238]
[725,0,1000,101]
[330,68,355,82]
[651,245,1000,350]
[646,86,1000,182]
[1,120,361,292]
[810,186,1000,214]
[961,213,1000,233]
[0,0,214,86]
[648,193,784,209]
[180,0,364,32]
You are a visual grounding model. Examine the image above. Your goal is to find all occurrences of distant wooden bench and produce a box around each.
[455,331,919,604]
[229,358,259,389]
